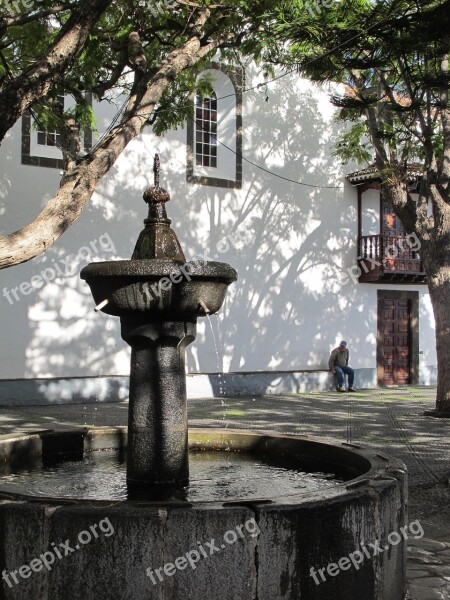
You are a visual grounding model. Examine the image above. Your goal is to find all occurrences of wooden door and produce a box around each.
[381,299,411,385]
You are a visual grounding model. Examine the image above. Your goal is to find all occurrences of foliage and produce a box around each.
[0,0,279,145]
[262,0,450,409]
[266,0,450,172]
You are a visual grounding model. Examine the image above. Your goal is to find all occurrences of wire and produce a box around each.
[233,151,342,189]
[190,114,342,189]
[80,0,410,147]
[112,1,414,131]
[180,4,414,105]
[88,94,130,152]
[211,68,298,103]
[174,6,416,189]
[233,154,341,189]
[222,144,342,189]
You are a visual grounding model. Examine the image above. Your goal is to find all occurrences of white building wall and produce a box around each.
[361,189,380,235]
[0,67,437,398]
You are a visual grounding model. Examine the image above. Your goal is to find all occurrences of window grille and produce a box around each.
[195,93,217,168]
[37,96,64,147]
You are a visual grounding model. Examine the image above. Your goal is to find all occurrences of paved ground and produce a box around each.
[0,385,449,599]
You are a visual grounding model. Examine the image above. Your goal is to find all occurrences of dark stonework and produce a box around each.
[0,429,408,599]
[80,259,237,319]
[186,62,243,189]
[132,158,186,261]
[121,318,196,485]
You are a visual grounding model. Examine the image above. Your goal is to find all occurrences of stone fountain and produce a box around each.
[81,154,237,489]
[0,156,408,600]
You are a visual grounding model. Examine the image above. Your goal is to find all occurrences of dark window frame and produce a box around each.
[187,63,243,189]
[21,93,93,169]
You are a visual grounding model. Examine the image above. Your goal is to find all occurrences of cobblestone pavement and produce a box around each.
[0,385,449,598]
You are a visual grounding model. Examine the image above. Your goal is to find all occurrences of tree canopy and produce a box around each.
[2,0,450,410]
[0,0,275,268]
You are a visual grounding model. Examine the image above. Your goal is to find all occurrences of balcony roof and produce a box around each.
[346,163,424,185]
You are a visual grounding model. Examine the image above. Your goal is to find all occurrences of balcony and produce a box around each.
[357,235,427,283]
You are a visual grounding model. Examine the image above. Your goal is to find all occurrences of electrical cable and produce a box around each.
[188,114,341,189]
[82,0,416,155]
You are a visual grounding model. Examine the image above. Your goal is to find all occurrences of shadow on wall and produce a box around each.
[177,77,377,376]
[1,70,434,384]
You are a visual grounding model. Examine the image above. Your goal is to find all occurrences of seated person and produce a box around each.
[329,341,356,392]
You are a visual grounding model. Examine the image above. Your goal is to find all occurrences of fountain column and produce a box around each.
[121,318,196,485]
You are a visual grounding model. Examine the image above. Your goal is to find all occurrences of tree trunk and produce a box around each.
[422,169,450,412]
[426,266,450,412]
[384,179,450,412]
[0,0,113,144]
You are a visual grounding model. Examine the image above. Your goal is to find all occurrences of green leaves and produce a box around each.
[1,0,281,143]
[264,0,449,174]
[151,70,214,136]
[4,0,447,181]
[333,122,373,164]
[67,101,97,135]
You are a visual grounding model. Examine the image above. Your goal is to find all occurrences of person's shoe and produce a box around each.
[337,386,346,392]
[348,387,357,392]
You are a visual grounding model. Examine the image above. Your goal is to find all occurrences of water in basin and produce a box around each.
[0,448,344,502]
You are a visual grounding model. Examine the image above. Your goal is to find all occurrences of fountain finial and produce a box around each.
[131,153,186,261]
[154,153,160,188]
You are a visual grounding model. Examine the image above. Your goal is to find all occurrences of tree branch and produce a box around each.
[93,50,129,100]
[1,5,72,30]
[0,0,113,144]
[0,10,222,269]
[439,46,450,179]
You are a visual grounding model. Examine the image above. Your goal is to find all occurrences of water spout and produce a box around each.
[95,299,109,312]
[198,299,210,315]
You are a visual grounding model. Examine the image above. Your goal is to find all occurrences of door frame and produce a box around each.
[377,290,419,386]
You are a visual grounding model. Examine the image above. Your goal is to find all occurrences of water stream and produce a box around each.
[206,314,228,424]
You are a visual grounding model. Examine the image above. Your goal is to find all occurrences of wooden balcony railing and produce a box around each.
[357,234,426,283]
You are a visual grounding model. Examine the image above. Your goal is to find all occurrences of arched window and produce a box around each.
[195,92,218,168]
[187,63,243,189]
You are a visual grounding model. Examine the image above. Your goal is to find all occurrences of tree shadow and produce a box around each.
[0,67,436,398]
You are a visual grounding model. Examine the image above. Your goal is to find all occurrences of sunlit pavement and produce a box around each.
[0,385,449,599]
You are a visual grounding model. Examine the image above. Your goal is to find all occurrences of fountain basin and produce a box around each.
[80,259,237,319]
[0,427,407,600]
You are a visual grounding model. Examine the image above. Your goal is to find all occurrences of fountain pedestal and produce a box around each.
[121,317,196,485]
